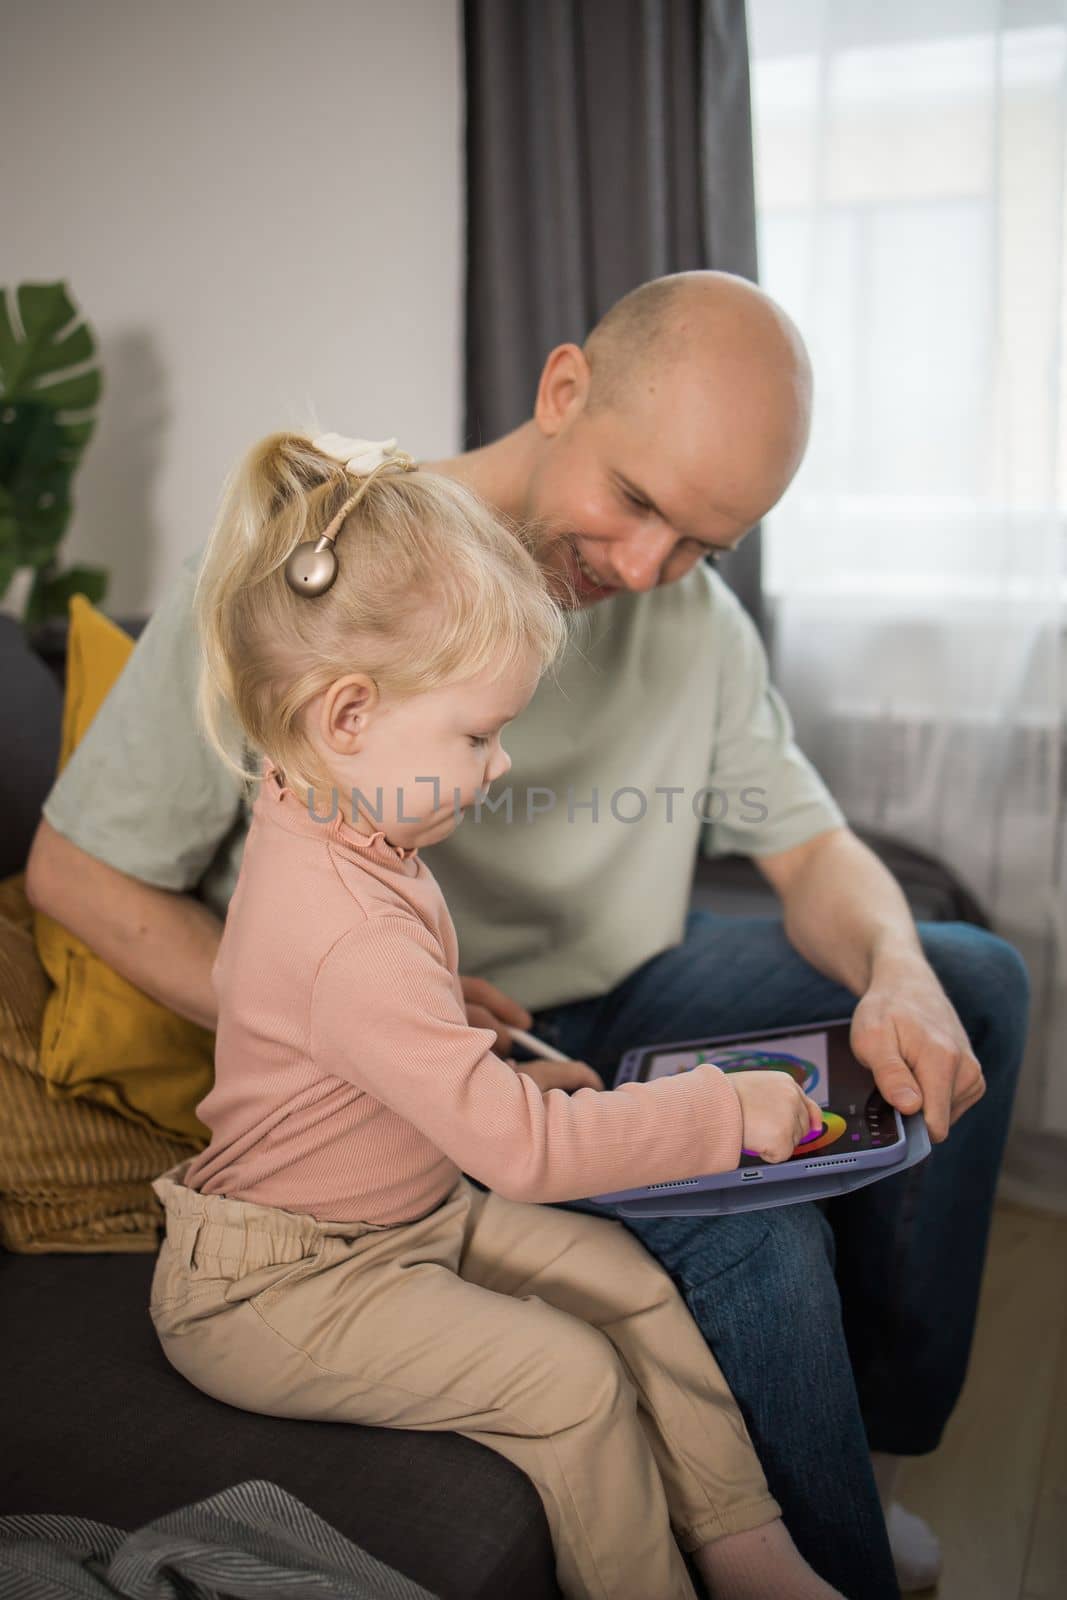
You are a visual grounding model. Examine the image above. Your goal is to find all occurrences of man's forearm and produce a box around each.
[769,829,928,997]
[96,886,223,1031]
[26,819,223,1030]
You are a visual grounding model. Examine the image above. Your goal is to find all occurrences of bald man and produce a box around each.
[29,273,1027,1598]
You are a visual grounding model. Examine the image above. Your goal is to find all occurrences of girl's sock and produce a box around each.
[695,1518,846,1599]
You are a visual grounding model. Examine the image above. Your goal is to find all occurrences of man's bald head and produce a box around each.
[575,271,813,523]
[520,271,814,605]
[582,277,687,409]
[583,270,811,421]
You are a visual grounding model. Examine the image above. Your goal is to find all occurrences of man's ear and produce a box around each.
[534,343,591,437]
[319,674,379,755]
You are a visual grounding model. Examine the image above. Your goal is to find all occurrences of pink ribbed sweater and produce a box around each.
[182,761,745,1225]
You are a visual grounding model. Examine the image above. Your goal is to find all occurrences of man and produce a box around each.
[28,272,1028,1597]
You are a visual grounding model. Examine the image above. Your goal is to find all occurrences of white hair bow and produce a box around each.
[313,433,404,475]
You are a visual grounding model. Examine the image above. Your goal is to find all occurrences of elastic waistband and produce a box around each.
[151,1164,467,1273]
[151,1158,410,1275]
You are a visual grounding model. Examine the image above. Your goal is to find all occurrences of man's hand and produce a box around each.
[508,1057,605,1094]
[460,975,534,1058]
[850,959,986,1143]
[759,829,986,1145]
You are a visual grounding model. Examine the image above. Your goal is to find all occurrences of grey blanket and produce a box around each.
[0,1479,439,1600]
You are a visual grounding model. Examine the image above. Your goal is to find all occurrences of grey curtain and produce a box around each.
[464,0,762,624]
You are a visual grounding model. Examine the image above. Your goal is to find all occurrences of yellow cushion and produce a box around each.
[33,596,214,1146]
[1,873,197,1253]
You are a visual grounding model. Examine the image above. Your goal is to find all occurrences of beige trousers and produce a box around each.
[150,1162,779,1600]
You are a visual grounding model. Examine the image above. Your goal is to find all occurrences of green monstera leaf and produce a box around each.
[0,281,102,463]
[0,401,73,565]
[0,282,107,622]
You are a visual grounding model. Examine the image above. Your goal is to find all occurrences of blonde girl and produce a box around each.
[150,430,842,1600]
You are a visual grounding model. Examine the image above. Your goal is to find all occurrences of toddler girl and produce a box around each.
[150,430,843,1600]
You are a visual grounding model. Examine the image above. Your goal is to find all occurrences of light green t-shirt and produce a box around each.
[43,554,844,1011]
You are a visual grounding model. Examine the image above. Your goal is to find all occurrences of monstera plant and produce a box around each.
[0,280,107,624]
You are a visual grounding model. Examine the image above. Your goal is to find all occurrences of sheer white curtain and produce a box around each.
[749,0,1067,1210]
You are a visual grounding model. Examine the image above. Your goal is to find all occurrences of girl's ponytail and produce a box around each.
[195,434,349,784]
[192,430,569,798]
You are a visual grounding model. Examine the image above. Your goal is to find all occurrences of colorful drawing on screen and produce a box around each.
[698,1048,820,1097]
[645,1031,832,1112]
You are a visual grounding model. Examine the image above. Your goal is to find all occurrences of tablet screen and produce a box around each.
[633,1022,900,1164]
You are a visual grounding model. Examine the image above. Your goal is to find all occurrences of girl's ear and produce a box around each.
[320,674,379,754]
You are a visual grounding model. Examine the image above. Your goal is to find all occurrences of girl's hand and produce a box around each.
[461,974,533,1058]
[731,1071,823,1164]
[509,1057,605,1094]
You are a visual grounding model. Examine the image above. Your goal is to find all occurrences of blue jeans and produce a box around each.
[529,914,1029,1600]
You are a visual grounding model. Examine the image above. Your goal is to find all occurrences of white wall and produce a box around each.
[1,0,463,615]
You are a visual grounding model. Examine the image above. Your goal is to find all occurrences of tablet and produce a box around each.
[591,1018,912,1208]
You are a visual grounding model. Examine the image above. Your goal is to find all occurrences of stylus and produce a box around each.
[509,1026,572,1063]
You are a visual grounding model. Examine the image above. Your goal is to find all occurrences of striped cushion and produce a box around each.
[0,874,197,1254]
